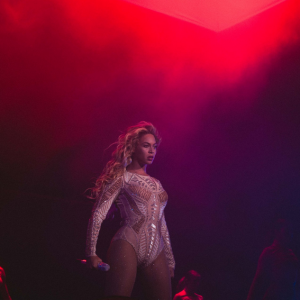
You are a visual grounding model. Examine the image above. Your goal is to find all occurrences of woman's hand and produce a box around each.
[86,255,103,269]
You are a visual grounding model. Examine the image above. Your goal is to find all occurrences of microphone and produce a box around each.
[79,259,110,271]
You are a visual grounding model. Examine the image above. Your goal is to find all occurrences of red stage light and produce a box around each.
[122,0,286,31]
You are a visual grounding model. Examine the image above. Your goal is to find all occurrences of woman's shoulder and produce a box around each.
[124,170,159,182]
[150,175,160,184]
[104,175,124,191]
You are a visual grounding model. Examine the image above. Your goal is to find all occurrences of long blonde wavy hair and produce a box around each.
[90,121,161,199]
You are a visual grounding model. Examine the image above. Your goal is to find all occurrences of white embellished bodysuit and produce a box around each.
[86,170,175,271]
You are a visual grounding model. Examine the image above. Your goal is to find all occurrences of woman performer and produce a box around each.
[86,122,175,300]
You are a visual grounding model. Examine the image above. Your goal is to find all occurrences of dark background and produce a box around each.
[1,0,300,299]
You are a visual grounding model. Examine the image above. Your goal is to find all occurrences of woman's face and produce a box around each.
[132,133,157,165]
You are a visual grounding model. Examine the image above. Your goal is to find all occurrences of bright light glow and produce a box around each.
[55,0,299,86]
[123,0,286,31]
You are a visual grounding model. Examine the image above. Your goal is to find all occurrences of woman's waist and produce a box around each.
[121,217,162,228]
[114,225,163,246]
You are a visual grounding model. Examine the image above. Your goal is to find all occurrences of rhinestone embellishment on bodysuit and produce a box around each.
[123,189,145,233]
[144,177,156,190]
[128,185,152,201]
[158,191,168,203]
[99,177,122,206]
[86,174,175,271]
[146,200,158,257]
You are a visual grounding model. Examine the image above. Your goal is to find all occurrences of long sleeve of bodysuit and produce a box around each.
[86,176,123,257]
[161,212,175,271]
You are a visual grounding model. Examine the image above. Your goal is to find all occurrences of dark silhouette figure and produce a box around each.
[173,270,203,300]
[247,219,299,300]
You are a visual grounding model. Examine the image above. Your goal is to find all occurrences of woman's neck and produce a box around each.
[126,162,147,175]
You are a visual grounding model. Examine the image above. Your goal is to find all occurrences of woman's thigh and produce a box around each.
[140,250,172,300]
[105,239,138,297]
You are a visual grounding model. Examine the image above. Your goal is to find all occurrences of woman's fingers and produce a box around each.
[87,256,103,269]
[93,257,103,268]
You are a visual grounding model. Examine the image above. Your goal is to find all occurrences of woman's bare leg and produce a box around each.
[105,239,138,297]
[140,250,172,300]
